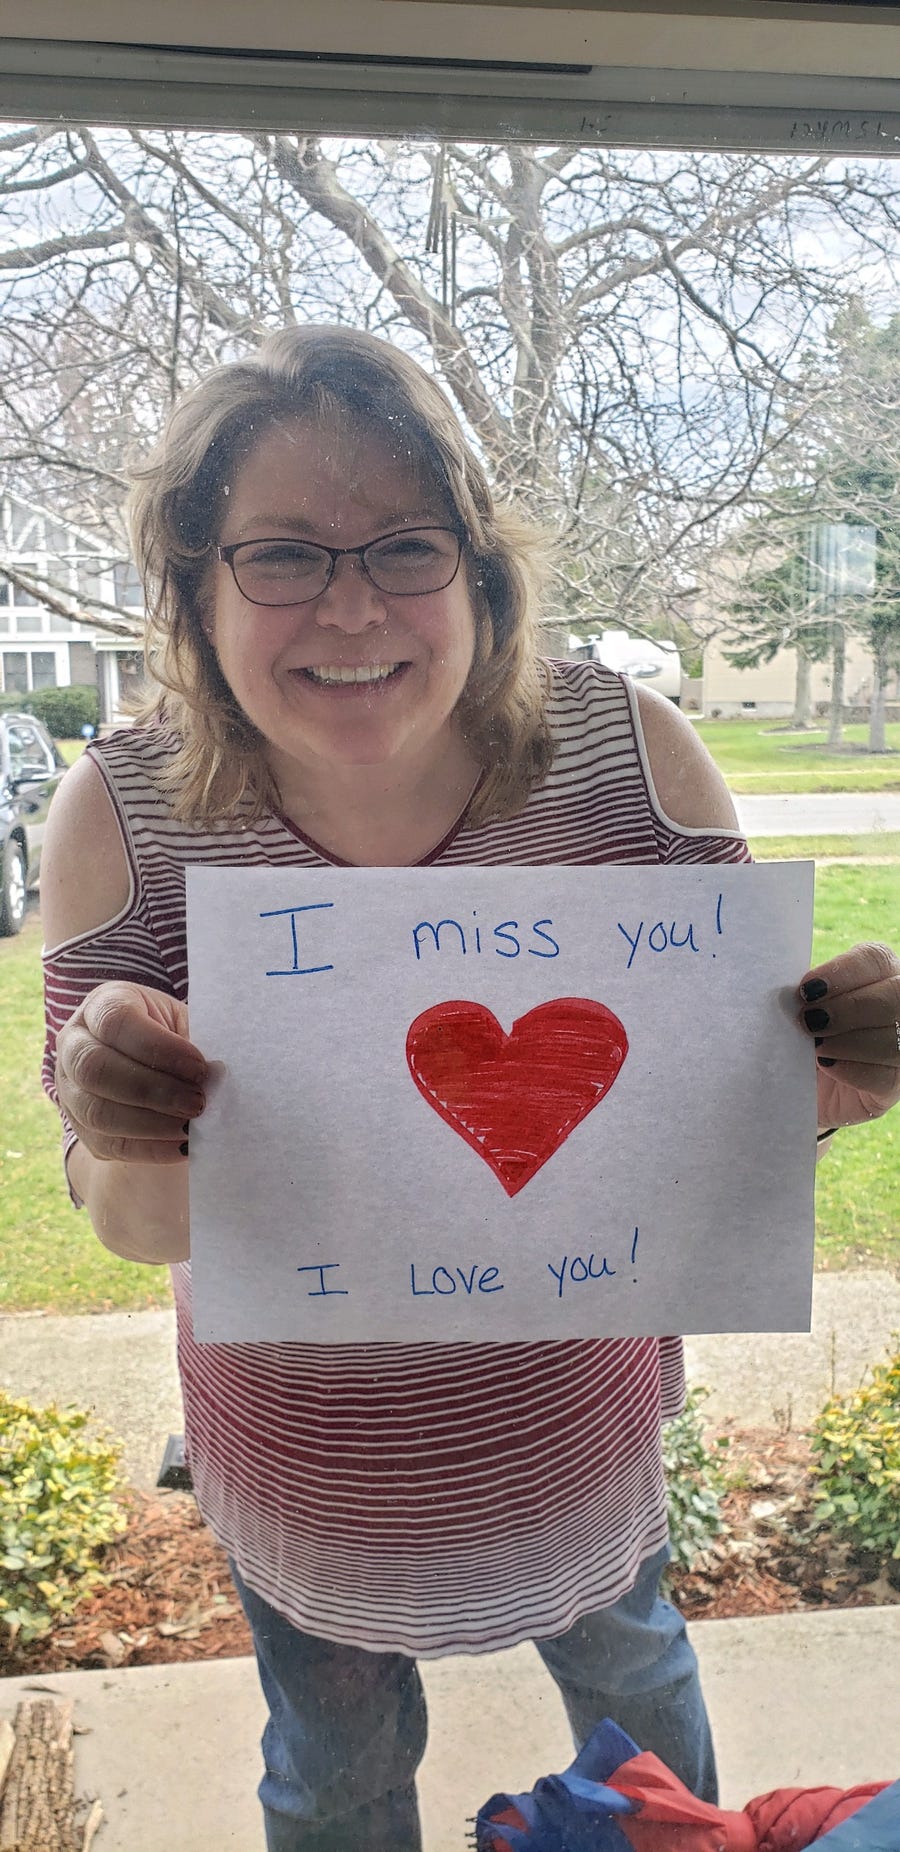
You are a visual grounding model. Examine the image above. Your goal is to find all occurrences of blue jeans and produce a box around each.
[230,1545,716,1851]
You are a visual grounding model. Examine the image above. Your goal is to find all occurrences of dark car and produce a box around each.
[0,712,68,935]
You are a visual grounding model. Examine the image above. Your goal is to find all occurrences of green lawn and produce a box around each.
[815,1113,898,1273]
[1,915,173,1313]
[695,719,900,794]
[2,852,896,1309]
[58,739,87,767]
[749,833,900,862]
[809,862,899,961]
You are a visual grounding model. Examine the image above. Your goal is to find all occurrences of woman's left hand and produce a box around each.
[799,941,900,1127]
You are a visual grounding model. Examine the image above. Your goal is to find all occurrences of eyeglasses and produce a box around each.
[216,526,463,607]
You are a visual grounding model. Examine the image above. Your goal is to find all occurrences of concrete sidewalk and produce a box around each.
[2,1276,899,1847]
[1,1611,898,1850]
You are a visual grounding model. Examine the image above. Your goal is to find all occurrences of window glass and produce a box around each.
[7,717,51,775]
[114,560,145,608]
[8,501,37,544]
[0,34,898,1851]
[13,606,44,633]
[31,650,57,689]
[1,649,28,694]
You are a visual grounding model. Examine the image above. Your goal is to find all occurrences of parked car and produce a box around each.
[0,712,67,935]
[571,629,682,704]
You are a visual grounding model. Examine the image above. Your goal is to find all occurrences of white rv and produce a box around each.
[571,631,682,705]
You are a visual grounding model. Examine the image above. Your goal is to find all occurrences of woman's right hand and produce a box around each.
[55,981,207,1165]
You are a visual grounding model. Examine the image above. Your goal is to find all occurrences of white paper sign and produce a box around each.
[186,862,816,1344]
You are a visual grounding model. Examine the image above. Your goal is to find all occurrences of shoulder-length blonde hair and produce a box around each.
[129,324,554,827]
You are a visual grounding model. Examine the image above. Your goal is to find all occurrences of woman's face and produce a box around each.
[206,416,479,784]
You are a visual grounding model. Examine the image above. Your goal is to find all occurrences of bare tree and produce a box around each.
[1,125,899,637]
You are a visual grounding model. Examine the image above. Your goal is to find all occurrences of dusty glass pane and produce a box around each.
[0,57,898,1852]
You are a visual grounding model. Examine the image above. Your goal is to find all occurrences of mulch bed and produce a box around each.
[672,1427,900,1622]
[2,1428,897,1679]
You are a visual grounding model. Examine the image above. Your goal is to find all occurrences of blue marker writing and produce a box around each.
[547,1252,616,1299]
[296,1264,348,1297]
[261,902,334,976]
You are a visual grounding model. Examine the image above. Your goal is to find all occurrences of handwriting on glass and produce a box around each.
[789,117,887,146]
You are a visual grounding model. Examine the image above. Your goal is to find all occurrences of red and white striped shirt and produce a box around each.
[43,661,749,1656]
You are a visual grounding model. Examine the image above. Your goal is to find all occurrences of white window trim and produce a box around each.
[1,643,67,695]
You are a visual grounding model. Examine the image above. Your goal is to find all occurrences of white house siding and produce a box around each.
[0,492,143,720]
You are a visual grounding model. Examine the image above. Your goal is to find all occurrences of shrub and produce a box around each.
[809,1348,900,1567]
[20,684,100,739]
[663,1388,730,1571]
[0,1393,128,1645]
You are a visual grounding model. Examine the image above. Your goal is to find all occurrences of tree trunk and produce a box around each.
[791,644,813,728]
[827,623,846,750]
[868,642,887,753]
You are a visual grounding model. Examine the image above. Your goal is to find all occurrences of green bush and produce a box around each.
[19,684,100,739]
[0,1393,128,1645]
[809,1348,900,1566]
[663,1388,730,1571]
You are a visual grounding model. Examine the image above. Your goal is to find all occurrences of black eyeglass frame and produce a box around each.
[215,526,465,607]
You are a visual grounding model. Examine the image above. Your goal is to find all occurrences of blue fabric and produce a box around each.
[812,1782,900,1850]
[476,1721,642,1850]
[230,1545,715,1850]
[475,1774,638,1852]
[568,1719,643,1783]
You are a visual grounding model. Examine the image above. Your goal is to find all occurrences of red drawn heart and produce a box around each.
[405,997,628,1198]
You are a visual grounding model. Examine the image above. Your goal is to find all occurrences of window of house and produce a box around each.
[30,650,57,689]
[1,650,28,695]
[114,560,144,608]
[12,569,44,631]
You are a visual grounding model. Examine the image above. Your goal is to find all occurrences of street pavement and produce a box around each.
[736,791,900,835]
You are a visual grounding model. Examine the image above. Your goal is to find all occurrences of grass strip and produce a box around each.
[748,833,900,862]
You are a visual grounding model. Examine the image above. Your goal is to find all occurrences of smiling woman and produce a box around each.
[201,416,480,863]
[124,327,553,869]
[32,318,900,1852]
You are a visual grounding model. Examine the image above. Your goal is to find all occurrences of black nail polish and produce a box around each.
[818,1056,837,1068]
[804,1007,829,1032]
[180,1140,189,1156]
[801,978,828,1002]
[814,1037,824,1048]
[182,1122,190,1136]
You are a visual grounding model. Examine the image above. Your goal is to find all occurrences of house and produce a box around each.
[692,631,896,718]
[0,491,144,724]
